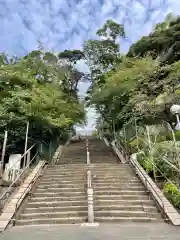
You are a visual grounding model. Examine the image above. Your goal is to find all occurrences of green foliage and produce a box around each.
[83,39,120,78]
[127,14,180,64]
[90,57,159,127]
[84,14,180,210]
[163,182,180,208]
[0,50,86,155]
[83,19,125,85]
[96,19,125,41]
[92,130,98,136]
[58,50,84,65]
[166,131,180,141]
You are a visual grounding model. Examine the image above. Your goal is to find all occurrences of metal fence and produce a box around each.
[0,144,38,211]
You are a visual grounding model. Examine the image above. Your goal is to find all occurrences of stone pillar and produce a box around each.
[12,168,16,182]
[3,164,9,181]
[87,188,94,223]
[87,151,90,164]
[26,151,31,167]
[0,162,3,177]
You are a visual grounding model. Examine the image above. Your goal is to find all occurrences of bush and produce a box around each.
[163,182,180,208]
[136,153,154,174]
[165,131,180,141]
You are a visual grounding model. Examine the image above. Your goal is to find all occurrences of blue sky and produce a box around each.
[0,0,179,131]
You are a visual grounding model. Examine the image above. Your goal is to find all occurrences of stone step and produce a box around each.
[46,169,131,174]
[55,161,87,164]
[30,196,86,202]
[92,182,140,186]
[47,164,88,168]
[15,217,86,225]
[91,169,133,173]
[94,190,147,195]
[90,161,116,163]
[60,157,86,159]
[20,211,87,220]
[94,205,158,212]
[42,174,86,178]
[89,164,128,167]
[33,191,85,197]
[92,177,138,181]
[40,177,86,181]
[92,175,135,179]
[93,186,144,191]
[95,199,155,206]
[36,187,85,192]
[91,178,138,183]
[95,216,160,222]
[94,195,150,200]
[55,162,87,164]
[94,210,160,218]
[45,169,87,173]
[24,206,88,213]
[57,159,86,161]
[92,179,140,184]
[39,181,85,185]
[92,169,130,172]
[27,200,86,207]
[38,183,85,188]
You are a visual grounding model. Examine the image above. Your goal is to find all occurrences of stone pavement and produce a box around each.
[1,223,180,240]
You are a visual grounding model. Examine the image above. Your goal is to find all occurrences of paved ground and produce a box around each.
[1,223,180,240]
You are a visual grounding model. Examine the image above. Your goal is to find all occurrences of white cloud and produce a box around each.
[0,0,176,55]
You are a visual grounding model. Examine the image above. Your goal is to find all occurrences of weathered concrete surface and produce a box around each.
[0,161,46,231]
[1,223,180,240]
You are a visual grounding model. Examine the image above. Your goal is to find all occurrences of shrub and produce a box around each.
[136,152,154,174]
[163,182,180,209]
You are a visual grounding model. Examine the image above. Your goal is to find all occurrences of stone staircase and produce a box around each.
[91,164,162,222]
[15,140,88,226]
[88,139,162,222]
[14,138,163,226]
[57,140,87,164]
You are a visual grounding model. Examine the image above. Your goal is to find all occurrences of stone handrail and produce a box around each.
[129,155,180,225]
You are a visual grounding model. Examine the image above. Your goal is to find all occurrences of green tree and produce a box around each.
[96,19,125,41]
[127,13,180,64]
[83,20,125,82]
[0,51,86,155]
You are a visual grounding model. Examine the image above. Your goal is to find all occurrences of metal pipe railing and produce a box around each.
[3,144,36,176]
[0,145,37,210]
[15,161,45,211]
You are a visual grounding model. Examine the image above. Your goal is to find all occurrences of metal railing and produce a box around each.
[15,161,45,211]
[0,144,38,210]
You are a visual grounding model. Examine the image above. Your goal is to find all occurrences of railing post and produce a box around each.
[87,151,90,164]
[27,150,31,167]
[87,188,94,223]
[0,130,8,176]
[87,170,94,223]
